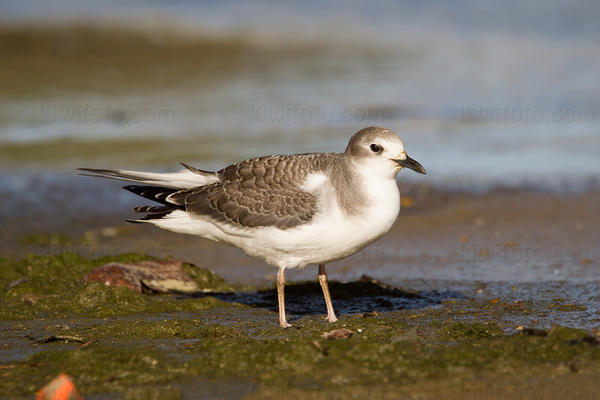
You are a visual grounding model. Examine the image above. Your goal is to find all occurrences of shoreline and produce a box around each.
[3,180,598,282]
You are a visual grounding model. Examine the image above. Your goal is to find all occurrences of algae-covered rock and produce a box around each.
[181,262,232,292]
[85,260,203,294]
[0,253,236,320]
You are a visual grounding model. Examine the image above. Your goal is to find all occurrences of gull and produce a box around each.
[79,127,426,327]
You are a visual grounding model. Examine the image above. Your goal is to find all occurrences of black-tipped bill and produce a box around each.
[392,155,426,174]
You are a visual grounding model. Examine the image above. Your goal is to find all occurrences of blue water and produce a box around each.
[1,0,599,187]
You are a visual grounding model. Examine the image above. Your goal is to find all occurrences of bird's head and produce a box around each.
[345,126,426,178]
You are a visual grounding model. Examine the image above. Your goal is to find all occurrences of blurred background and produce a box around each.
[2,0,600,180]
[1,0,599,290]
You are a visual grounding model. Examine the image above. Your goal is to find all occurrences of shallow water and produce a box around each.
[1,1,600,187]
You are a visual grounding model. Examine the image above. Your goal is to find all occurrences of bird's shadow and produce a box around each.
[189,275,463,316]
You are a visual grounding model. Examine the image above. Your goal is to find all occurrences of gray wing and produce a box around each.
[168,154,329,229]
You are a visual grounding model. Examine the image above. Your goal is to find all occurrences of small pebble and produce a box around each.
[321,328,353,340]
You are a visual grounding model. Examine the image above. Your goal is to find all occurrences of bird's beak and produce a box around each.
[392,155,426,174]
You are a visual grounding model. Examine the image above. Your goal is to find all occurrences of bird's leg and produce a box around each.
[318,264,338,323]
[277,268,292,328]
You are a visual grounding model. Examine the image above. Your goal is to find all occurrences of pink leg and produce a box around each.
[277,268,292,328]
[318,264,338,323]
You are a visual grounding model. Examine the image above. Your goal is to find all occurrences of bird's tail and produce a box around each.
[121,185,184,222]
[77,163,219,189]
[78,164,214,223]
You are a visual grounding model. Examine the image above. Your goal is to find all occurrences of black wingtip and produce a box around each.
[126,210,172,223]
[78,167,110,173]
[123,185,144,194]
[133,205,170,213]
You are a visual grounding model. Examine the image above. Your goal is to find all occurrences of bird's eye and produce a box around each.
[370,143,382,153]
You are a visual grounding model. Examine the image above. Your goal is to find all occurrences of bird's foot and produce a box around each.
[327,314,338,323]
[279,320,292,328]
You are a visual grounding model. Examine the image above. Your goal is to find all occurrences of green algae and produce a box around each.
[546,326,591,342]
[52,318,205,341]
[1,253,600,399]
[440,321,503,340]
[197,324,246,339]
[180,322,599,388]
[3,314,599,398]
[2,345,177,396]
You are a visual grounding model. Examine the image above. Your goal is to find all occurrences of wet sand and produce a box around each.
[3,182,598,284]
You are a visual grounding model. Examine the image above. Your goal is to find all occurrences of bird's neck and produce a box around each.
[325,155,366,216]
